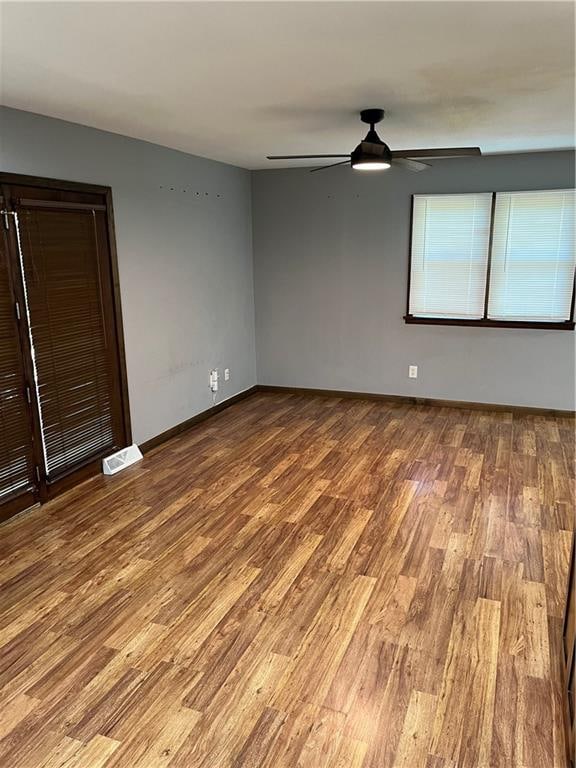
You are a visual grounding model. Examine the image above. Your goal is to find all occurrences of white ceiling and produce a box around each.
[1,1,574,169]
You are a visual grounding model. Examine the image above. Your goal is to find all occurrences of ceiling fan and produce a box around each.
[267,109,481,173]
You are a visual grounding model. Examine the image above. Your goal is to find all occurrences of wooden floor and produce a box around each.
[0,392,573,768]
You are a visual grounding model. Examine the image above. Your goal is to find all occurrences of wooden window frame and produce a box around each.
[0,172,132,501]
[404,191,576,330]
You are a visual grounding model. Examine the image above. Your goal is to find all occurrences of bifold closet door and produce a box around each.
[0,197,38,519]
[10,184,128,496]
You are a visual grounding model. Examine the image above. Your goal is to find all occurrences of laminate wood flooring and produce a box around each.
[0,392,573,767]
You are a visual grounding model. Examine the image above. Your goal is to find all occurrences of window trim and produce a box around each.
[404,190,576,330]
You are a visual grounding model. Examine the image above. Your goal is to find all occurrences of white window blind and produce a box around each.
[488,189,576,322]
[409,193,493,319]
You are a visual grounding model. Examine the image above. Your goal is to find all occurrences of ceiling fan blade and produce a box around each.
[310,160,351,173]
[267,154,351,160]
[393,158,431,173]
[391,147,481,159]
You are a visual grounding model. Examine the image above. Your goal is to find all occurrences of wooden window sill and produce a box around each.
[404,316,575,330]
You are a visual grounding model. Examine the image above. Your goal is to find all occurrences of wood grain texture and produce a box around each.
[0,391,573,767]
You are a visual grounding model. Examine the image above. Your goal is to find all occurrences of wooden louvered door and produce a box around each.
[0,196,40,521]
[0,177,130,518]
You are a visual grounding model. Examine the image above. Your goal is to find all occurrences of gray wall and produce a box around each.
[2,106,573,424]
[253,151,575,410]
[0,107,257,444]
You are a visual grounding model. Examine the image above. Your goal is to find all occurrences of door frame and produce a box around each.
[0,172,132,513]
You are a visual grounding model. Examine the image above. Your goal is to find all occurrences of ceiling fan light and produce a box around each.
[352,160,391,171]
[351,140,392,171]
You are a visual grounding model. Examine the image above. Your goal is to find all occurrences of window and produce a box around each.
[409,194,492,320]
[489,191,575,322]
[406,189,576,328]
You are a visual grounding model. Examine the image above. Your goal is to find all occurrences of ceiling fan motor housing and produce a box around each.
[351,137,392,169]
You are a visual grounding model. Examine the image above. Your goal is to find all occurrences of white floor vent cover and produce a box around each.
[102,444,143,475]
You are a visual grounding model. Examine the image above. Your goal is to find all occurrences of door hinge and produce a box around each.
[15,301,21,321]
[35,465,41,482]
[25,385,32,404]
[1,209,16,230]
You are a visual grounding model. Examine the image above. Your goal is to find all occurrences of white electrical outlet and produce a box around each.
[210,369,219,392]
[408,365,418,379]
[224,368,230,381]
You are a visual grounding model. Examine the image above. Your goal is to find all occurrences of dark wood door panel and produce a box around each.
[564,539,575,766]
[0,199,39,516]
